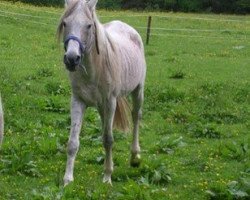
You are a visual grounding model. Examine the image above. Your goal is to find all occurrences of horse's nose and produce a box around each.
[64,53,81,71]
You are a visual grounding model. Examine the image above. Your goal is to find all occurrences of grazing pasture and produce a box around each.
[0,1,249,199]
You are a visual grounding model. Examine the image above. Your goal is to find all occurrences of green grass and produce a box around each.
[0,1,250,199]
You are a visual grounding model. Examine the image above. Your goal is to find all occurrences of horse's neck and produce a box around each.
[93,15,107,55]
[87,16,107,77]
[87,14,120,90]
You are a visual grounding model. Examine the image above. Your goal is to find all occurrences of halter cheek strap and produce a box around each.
[64,35,86,54]
[94,22,100,55]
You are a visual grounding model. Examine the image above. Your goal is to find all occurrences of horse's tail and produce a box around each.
[113,97,131,132]
[0,95,4,148]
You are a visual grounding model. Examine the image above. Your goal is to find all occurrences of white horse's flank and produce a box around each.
[0,95,3,148]
[58,0,146,185]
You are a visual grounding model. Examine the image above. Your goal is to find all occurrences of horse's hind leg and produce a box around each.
[130,85,144,167]
[102,96,116,184]
[64,96,85,186]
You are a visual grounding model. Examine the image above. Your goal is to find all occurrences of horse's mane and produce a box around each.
[57,1,91,40]
[92,12,121,87]
[57,1,78,41]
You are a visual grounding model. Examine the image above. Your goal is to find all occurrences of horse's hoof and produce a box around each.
[64,176,74,187]
[130,154,141,168]
[103,174,112,186]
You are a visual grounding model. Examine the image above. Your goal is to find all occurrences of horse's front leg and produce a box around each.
[64,95,85,186]
[102,96,116,185]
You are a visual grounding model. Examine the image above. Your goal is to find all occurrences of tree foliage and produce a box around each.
[7,0,64,7]
[7,0,250,13]
[122,0,250,13]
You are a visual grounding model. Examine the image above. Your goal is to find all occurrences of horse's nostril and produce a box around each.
[63,55,68,65]
[75,56,81,65]
[63,53,81,72]
[64,54,81,66]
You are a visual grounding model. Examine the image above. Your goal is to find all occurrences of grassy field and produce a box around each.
[0,1,249,199]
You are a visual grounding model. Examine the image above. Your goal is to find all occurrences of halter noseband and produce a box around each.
[64,35,86,54]
[64,22,100,55]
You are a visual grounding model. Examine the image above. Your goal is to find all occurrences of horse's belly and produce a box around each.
[120,55,146,95]
[120,70,144,95]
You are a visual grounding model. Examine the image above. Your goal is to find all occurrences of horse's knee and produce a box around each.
[67,140,79,156]
[138,110,142,120]
[132,109,142,121]
[103,134,113,149]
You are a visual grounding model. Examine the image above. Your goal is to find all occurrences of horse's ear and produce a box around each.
[87,0,98,10]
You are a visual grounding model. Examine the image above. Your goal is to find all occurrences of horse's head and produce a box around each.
[58,0,98,72]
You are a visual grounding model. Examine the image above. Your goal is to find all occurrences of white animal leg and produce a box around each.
[130,86,144,167]
[64,96,85,186]
[102,97,116,185]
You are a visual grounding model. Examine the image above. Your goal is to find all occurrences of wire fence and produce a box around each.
[0,5,249,41]
[150,33,248,40]
[100,14,250,24]
[0,12,57,27]
[0,1,61,15]
[0,10,58,20]
[1,1,250,23]
[135,26,249,33]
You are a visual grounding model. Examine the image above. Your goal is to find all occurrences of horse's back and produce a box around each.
[104,20,144,51]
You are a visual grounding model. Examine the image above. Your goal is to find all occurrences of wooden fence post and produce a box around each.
[146,16,152,45]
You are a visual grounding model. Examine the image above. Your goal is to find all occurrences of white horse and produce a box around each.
[0,95,3,148]
[57,0,146,185]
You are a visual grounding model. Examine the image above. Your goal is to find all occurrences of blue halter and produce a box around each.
[64,35,86,54]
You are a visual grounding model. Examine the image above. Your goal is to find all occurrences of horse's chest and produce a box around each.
[71,78,100,107]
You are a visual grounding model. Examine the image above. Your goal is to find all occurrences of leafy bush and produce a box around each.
[154,136,186,154]
[98,0,122,9]
[8,0,63,7]
[188,123,221,139]
[206,173,250,199]
[234,85,250,103]
[139,163,172,186]
[218,141,249,161]
[0,144,41,177]
[45,82,67,96]
[178,0,203,12]
[122,0,250,13]
[6,0,249,13]
[201,109,245,124]
[43,98,67,113]
[169,69,186,79]
[30,186,63,200]
[37,68,54,78]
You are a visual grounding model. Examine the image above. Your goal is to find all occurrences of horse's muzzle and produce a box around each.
[64,54,81,72]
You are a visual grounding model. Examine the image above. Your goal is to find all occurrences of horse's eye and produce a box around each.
[87,24,92,29]
[62,21,66,27]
